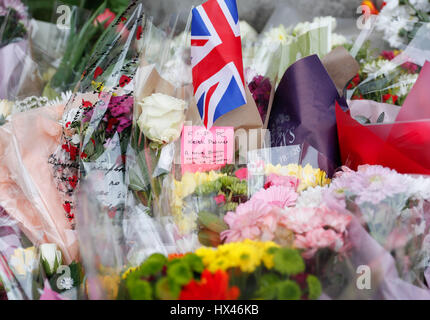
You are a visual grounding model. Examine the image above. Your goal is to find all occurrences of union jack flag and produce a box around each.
[191,0,246,129]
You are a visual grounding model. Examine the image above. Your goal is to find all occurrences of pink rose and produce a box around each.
[214,194,226,205]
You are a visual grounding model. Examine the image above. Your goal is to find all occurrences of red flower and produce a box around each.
[106,117,119,132]
[214,194,226,206]
[347,73,360,89]
[179,270,240,300]
[381,50,396,61]
[383,93,398,104]
[235,168,248,181]
[95,8,116,29]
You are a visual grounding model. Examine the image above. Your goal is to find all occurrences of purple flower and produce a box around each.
[248,75,272,123]
[108,95,133,117]
[82,108,95,123]
[103,95,134,134]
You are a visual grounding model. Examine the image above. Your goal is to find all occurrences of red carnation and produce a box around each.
[179,270,240,300]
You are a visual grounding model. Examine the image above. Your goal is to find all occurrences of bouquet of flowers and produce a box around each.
[120,240,322,300]
[346,45,421,107]
[375,0,430,49]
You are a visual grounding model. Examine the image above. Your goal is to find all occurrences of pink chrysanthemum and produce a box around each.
[221,199,279,243]
[264,174,299,191]
[0,0,27,21]
[251,185,298,208]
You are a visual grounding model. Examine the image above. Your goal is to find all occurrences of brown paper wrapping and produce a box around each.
[322,46,360,96]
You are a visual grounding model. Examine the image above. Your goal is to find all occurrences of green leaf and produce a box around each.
[306,275,322,300]
[354,115,371,125]
[376,112,385,123]
[276,280,302,300]
[198,211,228,233]
[273,248,305,276]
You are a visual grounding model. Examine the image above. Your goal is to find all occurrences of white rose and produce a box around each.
[0,99,13,119]
[137,93,186,144]
[40,243,62,276]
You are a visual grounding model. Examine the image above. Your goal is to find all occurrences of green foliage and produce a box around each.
[198,211,228,233]
[0,9,27,47]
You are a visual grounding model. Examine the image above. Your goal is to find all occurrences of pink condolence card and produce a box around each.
[181,126,234,174]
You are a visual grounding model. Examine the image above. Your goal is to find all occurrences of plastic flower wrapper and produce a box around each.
[0,207,44,300]
[165,164,251,249]
[0,97,79,264]
[345,24,428,107]
[50,0,145,230]
[0,1,28,48]
[300,165,430,299]
[42,3,114,99]
[126,11,192,217]
[337,59,430,175]
[267,51,359,169]
[374,0,430,49]
[119,240,322,300]
[244,16,345,126]
[0,4,45,101]
[247,143,332,197]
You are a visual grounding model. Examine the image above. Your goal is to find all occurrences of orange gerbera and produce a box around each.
[361,0,380,15]
[179,270,240,300]
[168,253,186,260]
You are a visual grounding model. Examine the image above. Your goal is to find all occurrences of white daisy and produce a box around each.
[59,277,74,290]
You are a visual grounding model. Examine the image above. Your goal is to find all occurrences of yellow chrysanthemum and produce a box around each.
[122,266,139,280]
[196,240,280,273]
[264,163,330,192]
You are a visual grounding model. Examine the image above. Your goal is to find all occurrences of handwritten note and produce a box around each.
[181,126,234,174]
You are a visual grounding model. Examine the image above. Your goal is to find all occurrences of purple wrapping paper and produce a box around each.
[267,55,345,172]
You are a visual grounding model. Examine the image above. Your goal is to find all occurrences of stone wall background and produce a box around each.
[142,0,362,33]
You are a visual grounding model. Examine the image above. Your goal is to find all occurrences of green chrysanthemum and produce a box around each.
[273,248,305,275]
[182,254,205,273]
[218,176,240,187]
[195,180,222,196]
[230,182,248,195]
[306,275,322,300]
[167,262,193,286]
[126,277,153,300]
[256,273,280,300]
[139,253,167,276]
[276,280,302,300]
[222,202,239,212]
[155,278,181,300]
